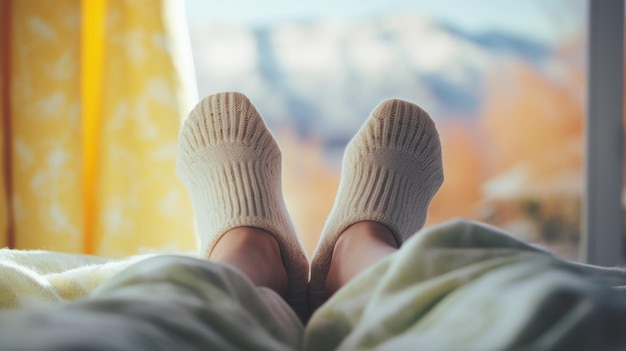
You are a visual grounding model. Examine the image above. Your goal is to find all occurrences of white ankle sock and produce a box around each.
[309,98,444,308]
[176,92,309,319]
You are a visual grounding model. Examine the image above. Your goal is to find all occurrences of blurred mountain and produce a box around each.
[187,12,589,258]
[188,12,555,156]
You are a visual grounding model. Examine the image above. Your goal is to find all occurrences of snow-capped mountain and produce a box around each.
[188,12,555,152]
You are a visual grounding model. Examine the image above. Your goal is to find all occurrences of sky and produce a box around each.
[184,0,585,45]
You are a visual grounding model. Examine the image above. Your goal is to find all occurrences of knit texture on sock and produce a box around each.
[309,98,444,309]
[176,92,309,320]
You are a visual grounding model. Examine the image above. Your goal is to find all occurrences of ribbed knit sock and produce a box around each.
[309,98,444,309]
[176,92,309,320]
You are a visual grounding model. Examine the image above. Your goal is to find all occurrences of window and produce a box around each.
[184,0,622,262]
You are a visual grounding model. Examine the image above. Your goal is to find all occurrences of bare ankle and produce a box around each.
[211,227,288,296]
[210,227,276,258]
[324,221,398,297]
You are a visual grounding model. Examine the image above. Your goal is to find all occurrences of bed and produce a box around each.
[1,218,625,350]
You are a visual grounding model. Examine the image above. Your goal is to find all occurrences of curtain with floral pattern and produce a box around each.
[0,0,199,256]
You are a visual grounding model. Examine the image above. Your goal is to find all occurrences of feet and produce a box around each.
[176,92,309,319]
[176,93,444,317]
[309,98,444,308]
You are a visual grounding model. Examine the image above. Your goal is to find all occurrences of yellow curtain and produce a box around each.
[2,0,198,256]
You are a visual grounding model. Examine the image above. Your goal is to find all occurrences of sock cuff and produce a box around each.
[179,154,288,253]
[323,168,441,243]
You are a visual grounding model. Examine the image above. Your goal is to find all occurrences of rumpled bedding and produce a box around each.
[0,248,155,309]
[1,219,626,351]
[304,219,626,350]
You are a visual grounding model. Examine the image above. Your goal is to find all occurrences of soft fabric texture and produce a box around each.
[309,98,444,309]
[2,219,626,350]
[176,92,309,318]
[5,0,199,255]
[0,255,303,351]
[0,248,154,310]
[305,219,626,351]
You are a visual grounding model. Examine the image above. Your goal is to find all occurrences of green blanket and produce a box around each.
[2,219,626,351]
[305,219,626,350]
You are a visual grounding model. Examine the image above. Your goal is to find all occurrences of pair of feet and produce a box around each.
[176,92,444,320]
